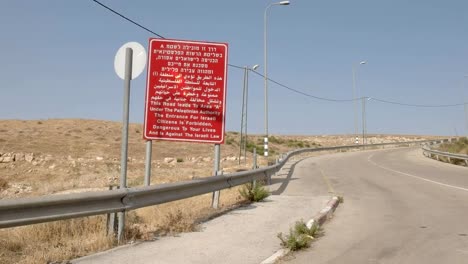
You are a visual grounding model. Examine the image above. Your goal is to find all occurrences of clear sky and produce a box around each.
[1,0,467,136]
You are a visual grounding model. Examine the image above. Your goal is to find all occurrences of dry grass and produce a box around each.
[0,216,114,264]
[0,188,245,264]
[436,138,468,165]
[0,119,440,263]
[0,178,8,191]
[438,138,468,155]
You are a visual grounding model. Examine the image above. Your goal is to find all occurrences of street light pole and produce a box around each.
[239,64,259,164]
[264,1,290,158]
[463,75,468,138]
[362,97,371,145]
[352,61,366,144]
[362,96,366,145]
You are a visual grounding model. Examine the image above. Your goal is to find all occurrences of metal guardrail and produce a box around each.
[422,140,468,166]
[0,139,442,229]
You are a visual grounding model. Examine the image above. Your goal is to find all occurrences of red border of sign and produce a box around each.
[143,38,228,144]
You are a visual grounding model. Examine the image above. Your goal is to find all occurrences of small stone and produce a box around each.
[25,153,34,162]
[164,157,175,163]
[191,157,202,163]
[49,164,56,170]
[14,153,25,162]
[1,156,12,163]
[96,156,104,161]
[226,156,238,161]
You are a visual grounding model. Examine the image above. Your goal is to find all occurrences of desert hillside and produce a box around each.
[0,119,436,198]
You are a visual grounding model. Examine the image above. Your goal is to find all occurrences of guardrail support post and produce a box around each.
[106,186,118,236]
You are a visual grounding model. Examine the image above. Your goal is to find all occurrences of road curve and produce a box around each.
[282,147,468,264]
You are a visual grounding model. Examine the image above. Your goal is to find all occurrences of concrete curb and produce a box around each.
[260,196,341,264]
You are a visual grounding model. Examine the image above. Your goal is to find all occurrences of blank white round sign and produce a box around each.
[114,42,147,80]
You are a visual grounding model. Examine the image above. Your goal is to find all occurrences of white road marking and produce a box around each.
[367,154,468,192]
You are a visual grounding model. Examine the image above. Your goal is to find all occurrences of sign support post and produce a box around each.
[117,47,133,243]
[211,144,221,209]
[113,41,146,243]
[144,140,152,186]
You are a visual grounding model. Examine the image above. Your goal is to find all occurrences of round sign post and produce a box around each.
[113,42,146,243]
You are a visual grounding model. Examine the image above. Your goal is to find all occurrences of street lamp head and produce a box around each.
[278,1,290,5]
[360,61,367,65]
[252,64,260,71]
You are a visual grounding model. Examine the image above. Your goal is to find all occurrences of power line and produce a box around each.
[92,1,246,71]
[370,98,466,108]
[92,0,165,38]
[249,70,357,102]
[91,0,465,109]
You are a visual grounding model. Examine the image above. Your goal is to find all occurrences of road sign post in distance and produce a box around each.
[144,38,228,144]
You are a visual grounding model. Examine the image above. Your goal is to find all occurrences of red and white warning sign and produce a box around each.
[143,38,228,144]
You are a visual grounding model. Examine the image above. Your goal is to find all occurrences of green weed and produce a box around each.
[239,182,270,202]
[277,220,323,251]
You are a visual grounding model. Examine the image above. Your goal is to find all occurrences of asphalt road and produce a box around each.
[282,147,468,264]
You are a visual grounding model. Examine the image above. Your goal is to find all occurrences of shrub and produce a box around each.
[337,196,344,203]
[286,139,311,149]
[176,158,184,163]
[239,182,270,202]
[437,139,468,164]
[246,140,276,154]
[438,138,468,155]
[277,220,322,251]
[245,140,258,153]
[269,136,285,144]
[157,210,196,235]
[226,138,236,145]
